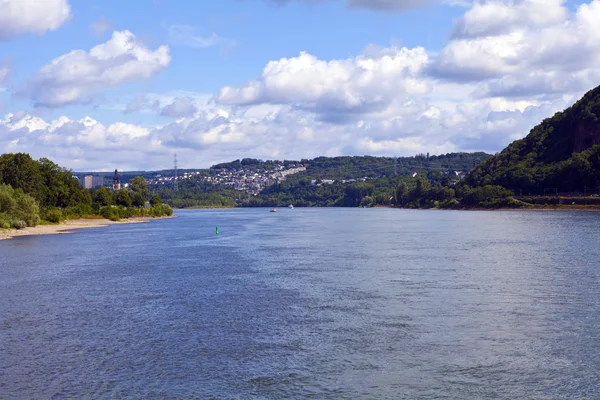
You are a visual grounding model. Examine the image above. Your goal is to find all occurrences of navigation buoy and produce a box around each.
[216,226,219,235]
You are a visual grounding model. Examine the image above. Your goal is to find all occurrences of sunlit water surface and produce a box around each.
[1,209,599,399]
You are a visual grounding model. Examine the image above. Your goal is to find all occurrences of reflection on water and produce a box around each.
[1,209,599,399]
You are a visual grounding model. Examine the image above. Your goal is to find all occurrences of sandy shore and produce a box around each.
[0,217,170,241]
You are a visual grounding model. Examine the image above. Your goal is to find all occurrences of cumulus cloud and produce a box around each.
[217,45,429,122]
[451,0,567,39]
[160,97,199,118]
[124,94,202,118]
[433,0,600,97]
[0,112,164,170]
[17,30,171,107]
[0,0,71,40]
[0,92,572,170]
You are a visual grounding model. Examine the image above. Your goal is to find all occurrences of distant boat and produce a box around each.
[270,208,277,212]
[288,204,294,209]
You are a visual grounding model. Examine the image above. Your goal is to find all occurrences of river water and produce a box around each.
[1,208,599,399]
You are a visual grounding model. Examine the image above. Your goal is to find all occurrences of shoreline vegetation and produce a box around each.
[174,202,600,211]
[0,215,175,241]
[1,154,173,236]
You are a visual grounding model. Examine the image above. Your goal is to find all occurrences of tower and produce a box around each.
[112,169,121,191]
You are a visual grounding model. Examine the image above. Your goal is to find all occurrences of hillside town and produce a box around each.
[145,164,307,195]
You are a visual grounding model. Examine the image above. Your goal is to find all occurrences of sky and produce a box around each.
[0,0,599,171]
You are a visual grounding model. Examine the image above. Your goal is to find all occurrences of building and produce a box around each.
[80,175,104,189]
[112,169,121,191]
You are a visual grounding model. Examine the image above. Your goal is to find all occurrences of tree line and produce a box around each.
[0,153,172,230]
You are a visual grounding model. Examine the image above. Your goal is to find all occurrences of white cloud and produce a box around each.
[433,0,600,98]
[217,45,430,122]
[0,90,571,170]
[0,0,71,40]
[452,0,567,39]
[160,97,199,118]
[0,112,163,170]
[17,30,171,107]
[123,92,210,117]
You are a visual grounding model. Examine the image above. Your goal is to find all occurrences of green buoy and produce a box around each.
[216,226,219,235]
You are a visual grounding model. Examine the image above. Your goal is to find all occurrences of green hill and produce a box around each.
[465,85,600,194]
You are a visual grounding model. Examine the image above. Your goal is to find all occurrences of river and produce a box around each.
[1,208,599,399]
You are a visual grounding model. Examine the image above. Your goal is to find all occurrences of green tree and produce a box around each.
[129,176,150,202]
[0,153,44,202]
[93,187,113,207]
[131,192,146,208]
[115,189,132,207]
[150,194,162,206]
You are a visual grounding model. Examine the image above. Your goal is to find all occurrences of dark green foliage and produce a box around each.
[155,178,241,208]
[131,193,145,208]
[0,154,83,208]
[150,194,162,207]
[92,187,114,207]
[465,85,600,194]
[304,153,490,181]
[115,189,133,207]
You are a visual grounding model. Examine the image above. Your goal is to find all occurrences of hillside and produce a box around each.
[465,86,600,194]
[153,153,491,208]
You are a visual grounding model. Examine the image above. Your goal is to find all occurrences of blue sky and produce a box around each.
[0,0,599,170]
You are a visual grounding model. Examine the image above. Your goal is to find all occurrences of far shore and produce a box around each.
[179,205,600,212]
[0,216,174,241]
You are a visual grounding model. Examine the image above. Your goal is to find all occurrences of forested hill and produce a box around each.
[154,152,492,208]
[211,153,491,179]
[465,85,600,194]
[304,153,491,180]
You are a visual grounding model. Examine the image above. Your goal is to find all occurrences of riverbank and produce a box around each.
[0,216,174,241]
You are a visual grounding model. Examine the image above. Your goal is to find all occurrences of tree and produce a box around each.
[0,153,44,202]
[150,194,162,207]
[129,176,150,202]
[94,187,113,207]
[115,189,132,207]
[132,192,146,208]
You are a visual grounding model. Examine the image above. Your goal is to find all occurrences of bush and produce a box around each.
[43,208,63,223]
[0,184,40,228]
[63,203,94,219]
[0,214,12,229]
[151,204,173,217]
[100,206,120,221]
[10,219,26,229]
